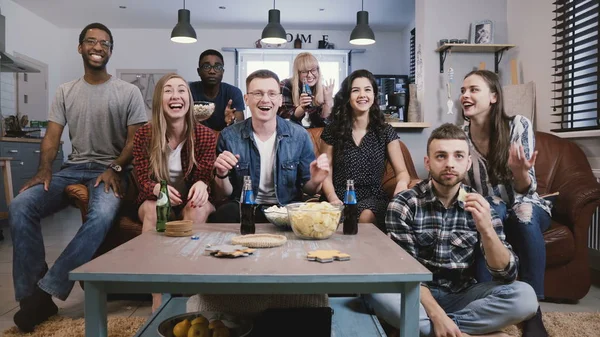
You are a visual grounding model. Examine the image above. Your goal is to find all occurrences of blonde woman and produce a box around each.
[278,52,335,128]
[132,73,216,311]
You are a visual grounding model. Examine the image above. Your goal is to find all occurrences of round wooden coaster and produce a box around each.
[165,230,193,237]
[166,224,192,231]
[231,234,287,248]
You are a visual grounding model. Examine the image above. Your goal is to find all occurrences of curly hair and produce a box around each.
[330,69,386,160]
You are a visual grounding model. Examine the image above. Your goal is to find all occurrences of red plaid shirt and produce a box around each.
[133,123,216,206]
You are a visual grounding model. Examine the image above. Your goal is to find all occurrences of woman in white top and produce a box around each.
[132,73,217,311]
[460,70,551,335]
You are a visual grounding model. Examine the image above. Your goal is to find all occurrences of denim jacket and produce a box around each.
[216,116,316,205]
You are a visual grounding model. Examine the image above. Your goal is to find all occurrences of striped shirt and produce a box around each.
[386,180,518,293]
[462,115,552,215]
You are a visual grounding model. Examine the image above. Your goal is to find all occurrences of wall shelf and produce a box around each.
[387,122,431,129]
[435,43,516,74]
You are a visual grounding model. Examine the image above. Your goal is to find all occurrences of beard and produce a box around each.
[430,170,467,188]
[82,53,109,70]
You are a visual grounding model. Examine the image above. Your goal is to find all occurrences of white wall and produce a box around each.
[1,0,62,118]
[58,28,408,86]
[507,0,600,170]
[0,0,67,143]
[409,0,509,177]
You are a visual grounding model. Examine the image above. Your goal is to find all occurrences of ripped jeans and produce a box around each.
[475,199,551,299]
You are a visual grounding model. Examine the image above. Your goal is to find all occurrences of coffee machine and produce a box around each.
[386,92,407,121]
[374,75,409,121]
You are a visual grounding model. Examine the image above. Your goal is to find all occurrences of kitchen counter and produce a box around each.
[1,137,63,144]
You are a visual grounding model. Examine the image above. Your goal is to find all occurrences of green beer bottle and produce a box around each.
[156,180,171,232]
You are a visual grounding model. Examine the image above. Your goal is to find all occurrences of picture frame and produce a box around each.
[470,20,494,44]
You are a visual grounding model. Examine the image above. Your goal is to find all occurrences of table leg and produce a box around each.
[84,282,107,337]
[399,282,420,337]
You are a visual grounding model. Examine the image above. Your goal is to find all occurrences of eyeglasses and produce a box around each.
[248,91,281,100]
[299,67,319,76]
[82,38,112,50]
[199,64,224,72]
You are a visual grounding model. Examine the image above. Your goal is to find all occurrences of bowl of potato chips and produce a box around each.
[286,202,343,240]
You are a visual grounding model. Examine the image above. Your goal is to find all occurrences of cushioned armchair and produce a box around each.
[534,131,600,302]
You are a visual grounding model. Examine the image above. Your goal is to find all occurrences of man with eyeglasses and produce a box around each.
[209,69,330,223]
[9,22,147,332]
[189,49,245,131]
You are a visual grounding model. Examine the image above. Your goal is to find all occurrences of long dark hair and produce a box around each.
[330,69,386,159]
[461,70,513,185]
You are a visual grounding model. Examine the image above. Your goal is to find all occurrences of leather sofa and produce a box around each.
[531,131,600,302]
[64,128,600,302]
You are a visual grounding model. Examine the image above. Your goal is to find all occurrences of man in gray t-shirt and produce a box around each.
[9,23,147,333]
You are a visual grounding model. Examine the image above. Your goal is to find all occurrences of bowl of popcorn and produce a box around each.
[193,101,215,122]
[286,202,343,240]
[263,205,290,228]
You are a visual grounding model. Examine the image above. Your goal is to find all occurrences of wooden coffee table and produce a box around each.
[70,223,431,337]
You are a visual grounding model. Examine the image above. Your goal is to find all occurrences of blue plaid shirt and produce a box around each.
[386,179,518,293]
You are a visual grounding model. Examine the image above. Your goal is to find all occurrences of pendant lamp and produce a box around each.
[261,0,287,44]
[171,0,197,43]
[349,0,375,45]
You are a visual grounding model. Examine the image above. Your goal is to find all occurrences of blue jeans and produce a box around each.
[475,200,551,299]
[364,281,538,336]
[10,163,125,301]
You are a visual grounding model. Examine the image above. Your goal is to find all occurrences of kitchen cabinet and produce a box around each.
[0,138,63,213]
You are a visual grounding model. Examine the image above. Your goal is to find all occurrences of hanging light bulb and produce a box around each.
[261,0,287,44]
[350,0,375,46]
[171,0,197,43]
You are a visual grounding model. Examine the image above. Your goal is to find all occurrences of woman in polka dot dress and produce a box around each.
[320,69,411,230]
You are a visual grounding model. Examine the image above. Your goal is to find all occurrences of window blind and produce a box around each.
[551,0,598,132]
[410,28,415,84]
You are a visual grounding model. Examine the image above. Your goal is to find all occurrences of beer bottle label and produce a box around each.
[344,191,357,204]
[243,190,255,204]
[157,191,169,206]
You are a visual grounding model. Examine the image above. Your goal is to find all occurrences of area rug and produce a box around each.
[503,312,600,337]
[2,316,147,337]
[3,312,599,336]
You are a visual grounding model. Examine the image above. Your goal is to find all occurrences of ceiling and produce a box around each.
[12,0,415,31]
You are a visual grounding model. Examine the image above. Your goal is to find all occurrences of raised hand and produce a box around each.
[322,79,335,105]
[508,142,537,175]
[309,153,330,185]
[214,151,240,177]
[463,193,494,235]
[224,99,235,125]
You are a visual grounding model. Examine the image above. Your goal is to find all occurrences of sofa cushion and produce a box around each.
[543,221,575,267]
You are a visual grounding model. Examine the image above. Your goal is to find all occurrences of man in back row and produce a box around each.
[189,49,245,130]
[366,123,540,337]
[9,23,147,332]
